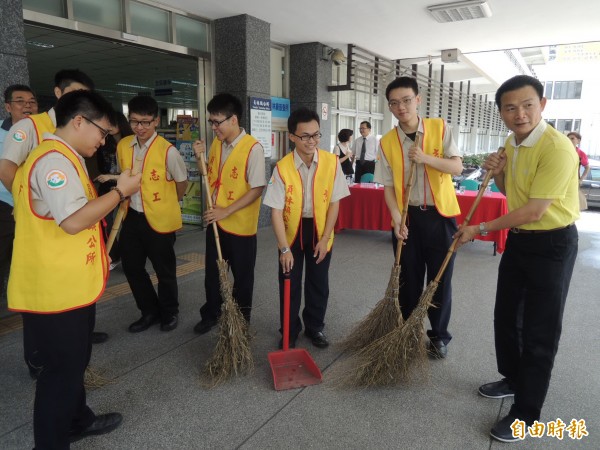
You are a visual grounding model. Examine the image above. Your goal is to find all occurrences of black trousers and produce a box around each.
[354,159,375,183]
[22,304,97,450]
[495,226,578,424]
[392,206,457,344]
[0,199,14,293]
[120,209,178,320]
[278,218,332,339]
[201,226,257,322]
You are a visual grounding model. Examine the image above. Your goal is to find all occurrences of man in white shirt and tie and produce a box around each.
[352,121,379,183]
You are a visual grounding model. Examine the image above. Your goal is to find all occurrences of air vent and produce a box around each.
[427,0,492,23]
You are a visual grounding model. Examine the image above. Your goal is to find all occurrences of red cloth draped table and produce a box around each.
[335,184,392,232]
[335,184,508,255]
[456,190,508,254]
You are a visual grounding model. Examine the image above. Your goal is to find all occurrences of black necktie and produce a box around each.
[360,137,367,163]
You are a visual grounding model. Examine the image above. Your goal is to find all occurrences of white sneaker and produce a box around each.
[109,261,121,271]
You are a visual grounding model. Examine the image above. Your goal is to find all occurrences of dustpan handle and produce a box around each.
[283,272,291,351]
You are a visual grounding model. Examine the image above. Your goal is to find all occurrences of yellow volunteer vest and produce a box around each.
[380,118,460,217]
[276,150,337,251]
[8,139,108,313]
[29,112,56,143]
[117,135,182,233]
[207,134,262,236]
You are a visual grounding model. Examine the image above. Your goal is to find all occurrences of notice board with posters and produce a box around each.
[175,115,202,225]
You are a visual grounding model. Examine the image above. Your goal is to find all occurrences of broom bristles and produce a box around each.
[84,366,113,389]
[338,264,403,353]
[336,281,438,388]
[202,260,254,387]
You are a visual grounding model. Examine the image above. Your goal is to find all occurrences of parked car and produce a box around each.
[581,159,600,208]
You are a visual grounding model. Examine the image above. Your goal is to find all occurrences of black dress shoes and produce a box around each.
[305,330,329,348]
[70,412,123,442]
[479,378,515,398]
[91,332,109,344]
[160,315,178,332]
[193,318,218,335]
[128,315,159,333]
[426,339,448,359]
[490,414,526,442]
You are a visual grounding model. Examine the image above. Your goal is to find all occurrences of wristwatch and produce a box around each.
[280,247,290,254]
[479,222,488,237]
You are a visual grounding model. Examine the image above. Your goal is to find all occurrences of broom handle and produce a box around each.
[433,147,506,282]
[198,151,224,262]
[106,158,143,253]
[394,134,422,265]
[283,273,291,351]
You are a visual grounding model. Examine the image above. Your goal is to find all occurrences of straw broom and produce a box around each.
[371,146,508,383]
[339,147,505,387]
[197,150,253,387]
[83,159,144,390]
[339,136,421,354]
[339,163,416,353]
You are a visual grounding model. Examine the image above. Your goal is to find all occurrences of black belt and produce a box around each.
[510,223,573,234]
[128,207,145,216]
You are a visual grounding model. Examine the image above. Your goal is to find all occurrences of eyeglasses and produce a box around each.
[81,115,110,139]
[129,119,156,129]
[388,97,415,108]
[9,99,38,106]
[207,115,232,128]
[292,132,322,142]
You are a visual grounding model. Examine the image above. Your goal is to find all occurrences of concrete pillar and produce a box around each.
[0,0,30,120]
[289,43,332,150]
[213,14,270,131]
[213,14,272,227]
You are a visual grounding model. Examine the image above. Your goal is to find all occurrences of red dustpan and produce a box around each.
[268,273,323,391]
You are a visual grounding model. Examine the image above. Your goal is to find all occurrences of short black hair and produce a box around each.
[288,107,320,134]
[385,77,419,100]
[495,75,543,109]
[207,93,243,121]
[338,128,353,142]
[4,84,34,103]
[128,95,159,117]
[567,131,581,140]
[54,90,114,128]
[360,121,371,129]
[54,69,95,91]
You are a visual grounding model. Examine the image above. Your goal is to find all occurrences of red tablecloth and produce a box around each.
[336,184,508,253]
[335,184,391,232]
[456,190,508,254]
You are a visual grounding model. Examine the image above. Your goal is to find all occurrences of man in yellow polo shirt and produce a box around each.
[193,93,266,334]
[375,76,463,359]
[456,75,579,443]
[9,90,141,448]
[264,107,349,348]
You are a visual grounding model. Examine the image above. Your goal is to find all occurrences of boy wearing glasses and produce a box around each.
[117,95,187,333]
[264,107,349,348]
[9,90,141,448]
[192,93,266,334]
[374,76,463,359]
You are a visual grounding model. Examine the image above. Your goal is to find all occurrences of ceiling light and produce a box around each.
[427,0,492,23]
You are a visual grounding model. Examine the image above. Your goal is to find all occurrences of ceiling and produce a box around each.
[169,0,600,61]
[22,0,600,110]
